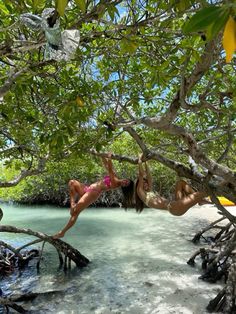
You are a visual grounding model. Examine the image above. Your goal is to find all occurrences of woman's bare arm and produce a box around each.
[136,155,147,201]
[138,155,145,186]
[144,161,153,190]
[106,153,117,185]
[102,156,109,171]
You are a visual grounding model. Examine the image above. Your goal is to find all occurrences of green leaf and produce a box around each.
[120,38,138,54]
[0,3,9,14]
[206,8,230,40]
[33,0,46,10]
[107,5,115,21]
[57,134,64,148]
[107,4,120,20]
[66,125,74,137]
[74,0,86,13]
[56,0,68,16]
[183,6,223,33]
[176,0,194,12]
[39,134,45,144]
[95,143,102,152]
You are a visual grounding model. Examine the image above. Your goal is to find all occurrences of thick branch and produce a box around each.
[161,38,219,125]
[186,39,219,92]
[118,119,236,186]
[0,225,89,268]
[89,149,137,164]
[0,157,47,188]
[209,193,236,223]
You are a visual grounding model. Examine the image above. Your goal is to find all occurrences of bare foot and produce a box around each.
[52,231,65,239]
[198,198,212,205]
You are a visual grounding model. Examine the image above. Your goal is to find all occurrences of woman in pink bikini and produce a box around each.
[53,153,134,239]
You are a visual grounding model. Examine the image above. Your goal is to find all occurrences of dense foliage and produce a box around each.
[0,143,176,205]
[1,2,236,312]
[0,1,235,206]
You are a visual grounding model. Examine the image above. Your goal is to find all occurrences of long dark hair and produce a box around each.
[121,179,134,209]
[135,179,145,213]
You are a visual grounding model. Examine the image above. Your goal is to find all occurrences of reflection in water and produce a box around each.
[0,203,222,313]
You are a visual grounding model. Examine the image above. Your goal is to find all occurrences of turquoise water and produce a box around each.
[0,203,222,314]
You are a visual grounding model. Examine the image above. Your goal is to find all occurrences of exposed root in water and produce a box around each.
[0,209,89,313]
[0,225,90,270]
[0,290,63,313]
[189,213,236,313]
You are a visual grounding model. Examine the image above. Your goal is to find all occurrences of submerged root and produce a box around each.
[0,290,64,313]
[0,225,90,270]
[0,223,90,312]
[189,215,236,313]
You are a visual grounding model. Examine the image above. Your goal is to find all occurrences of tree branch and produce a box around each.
[0,224,89,268]
[0,157,47,188]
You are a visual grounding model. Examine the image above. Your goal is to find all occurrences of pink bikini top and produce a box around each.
[103,175,112,188]
[83,176,112,194]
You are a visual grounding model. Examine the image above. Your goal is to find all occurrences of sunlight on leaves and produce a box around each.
[76,96,84,107]
[120,38,138,54]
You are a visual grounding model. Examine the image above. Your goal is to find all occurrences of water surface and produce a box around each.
[0,203,222,313]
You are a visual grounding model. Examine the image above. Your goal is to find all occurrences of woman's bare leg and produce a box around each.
[68,180,86,213]
[174,180,210,205]
[175,180,195,200]
[169,190,207,216]
[53,191,101,239]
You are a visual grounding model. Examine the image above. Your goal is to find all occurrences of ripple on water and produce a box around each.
[0,204,222,313]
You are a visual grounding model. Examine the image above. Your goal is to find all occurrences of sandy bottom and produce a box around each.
[1,203,235,314]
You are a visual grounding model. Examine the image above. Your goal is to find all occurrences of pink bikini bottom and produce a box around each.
[84,186,102,194]
[83,175,111,195]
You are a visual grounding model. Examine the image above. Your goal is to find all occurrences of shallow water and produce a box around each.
[0,203,223,313]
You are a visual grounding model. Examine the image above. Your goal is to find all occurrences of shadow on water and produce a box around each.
[0,203,221,313]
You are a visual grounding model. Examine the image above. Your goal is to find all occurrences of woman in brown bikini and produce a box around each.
[135,154,210,215]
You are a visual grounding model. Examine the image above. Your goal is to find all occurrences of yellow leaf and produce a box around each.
[76,96,84,107]
[222,16,236,63]
[56,0,68,16]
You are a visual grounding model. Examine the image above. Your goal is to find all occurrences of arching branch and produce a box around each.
[0,157,48,188]
[0,224,89,268]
